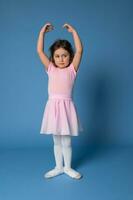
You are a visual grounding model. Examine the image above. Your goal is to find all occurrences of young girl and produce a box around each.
[37,22,83,179]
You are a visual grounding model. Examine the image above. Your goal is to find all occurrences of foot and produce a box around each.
[64,167,82,179]
[44,167,64,179]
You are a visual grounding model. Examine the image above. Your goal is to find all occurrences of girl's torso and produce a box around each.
[46,62,77,97]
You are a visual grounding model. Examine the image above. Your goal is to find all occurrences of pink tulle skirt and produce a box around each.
[40,94,83,136]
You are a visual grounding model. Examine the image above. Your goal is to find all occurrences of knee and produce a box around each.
[61,136,71,148]
[53,135,62,146]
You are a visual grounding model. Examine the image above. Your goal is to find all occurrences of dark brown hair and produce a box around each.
[49,39,74,65]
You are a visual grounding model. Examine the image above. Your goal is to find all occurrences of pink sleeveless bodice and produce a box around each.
[46,62,77,98]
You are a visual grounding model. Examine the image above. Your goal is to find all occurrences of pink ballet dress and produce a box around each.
[40,61,83,136]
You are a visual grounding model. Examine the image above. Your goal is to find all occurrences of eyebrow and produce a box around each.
[54,53,68,56]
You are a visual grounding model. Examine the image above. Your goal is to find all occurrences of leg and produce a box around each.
[53,135,63,169]
[61,135,82,179]
[44,135,64,179]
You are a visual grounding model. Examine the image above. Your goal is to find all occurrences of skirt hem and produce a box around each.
[40,131,79,136]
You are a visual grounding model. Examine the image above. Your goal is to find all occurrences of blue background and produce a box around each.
[0,0,133,199]
[1,0,133,148]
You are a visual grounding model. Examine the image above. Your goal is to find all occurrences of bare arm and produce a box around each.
[63,24,83,72]
[37,23,53,70]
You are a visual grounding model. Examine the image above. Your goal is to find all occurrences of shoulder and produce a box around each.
[45,61,54,74]
[69,62,79,76]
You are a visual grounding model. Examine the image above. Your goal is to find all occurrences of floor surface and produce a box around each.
[0,146,133,200]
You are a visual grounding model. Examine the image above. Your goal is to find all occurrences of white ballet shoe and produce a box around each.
[64,167,82,180]
[44,167,64,179]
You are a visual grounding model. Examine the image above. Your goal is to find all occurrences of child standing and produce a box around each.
[37,22,83,179]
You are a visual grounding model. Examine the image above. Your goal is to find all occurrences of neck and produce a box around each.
[53,62,70,69]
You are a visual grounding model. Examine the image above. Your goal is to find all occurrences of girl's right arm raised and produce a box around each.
[37,23,54,71]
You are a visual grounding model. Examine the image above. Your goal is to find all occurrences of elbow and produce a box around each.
[37,48,40,53]
[80,46,83,53]
[76,48,83,54]
[79,44,83,53]
[80,48,83,53]
[37,49,43,54]
[77,46,83,54]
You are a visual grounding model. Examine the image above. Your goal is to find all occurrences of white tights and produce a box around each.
[53,135,72,169]
[44,135,82,179]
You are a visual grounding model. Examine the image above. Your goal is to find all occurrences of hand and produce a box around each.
[62,23,75,33]
[40,22,54,34]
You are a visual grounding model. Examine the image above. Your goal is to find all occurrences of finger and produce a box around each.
[63,23,69,27]
[46,27,53,32]
[44,23,51,28]
[46,23,51,26]
[46,24,53,28]
[46,22,52,25]
[45,23,53,29]
[63,24,69,29]
[48,27,54,32]
[46,24,54,30]
[46,25,53,30]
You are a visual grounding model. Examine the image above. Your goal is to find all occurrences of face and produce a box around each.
[53,48,70,68]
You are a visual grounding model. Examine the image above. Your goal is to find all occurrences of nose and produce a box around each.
[60,56,63,61]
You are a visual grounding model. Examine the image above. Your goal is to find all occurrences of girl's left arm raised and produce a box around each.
[63,23,83,72]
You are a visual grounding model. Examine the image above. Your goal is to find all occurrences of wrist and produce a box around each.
[72,29,77,34]
[40,30,46,35]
